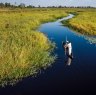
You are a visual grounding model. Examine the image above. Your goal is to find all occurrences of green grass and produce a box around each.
[0,8,68,86]
[1,8,96,86]
[62,9,96,35]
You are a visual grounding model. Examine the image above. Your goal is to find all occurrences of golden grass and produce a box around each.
[64,9,96,35]
[0,8,67,86]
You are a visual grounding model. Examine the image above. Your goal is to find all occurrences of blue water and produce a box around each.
[0,14,96,95]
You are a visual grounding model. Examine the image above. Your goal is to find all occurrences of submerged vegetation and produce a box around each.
[62,9,96,35]
[0,8,68,86]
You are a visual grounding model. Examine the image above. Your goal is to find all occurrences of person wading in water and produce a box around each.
[62,40,73,66]
[62,41,73,59]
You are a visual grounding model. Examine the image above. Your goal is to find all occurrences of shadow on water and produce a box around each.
[0,14,96,95]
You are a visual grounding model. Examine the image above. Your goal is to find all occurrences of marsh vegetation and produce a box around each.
[62,8,96,35]
[0,8,67,86]
[0,8,96,86]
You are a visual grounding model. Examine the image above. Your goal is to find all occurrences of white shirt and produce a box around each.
[67,43,72,49]
[67,42,72,55]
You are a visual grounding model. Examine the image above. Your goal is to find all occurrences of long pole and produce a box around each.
[66,36,67,43]
[65,36,67,55]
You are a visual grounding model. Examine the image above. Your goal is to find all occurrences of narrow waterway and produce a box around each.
[0,14,96,95]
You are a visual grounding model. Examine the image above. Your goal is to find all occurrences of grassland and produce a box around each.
[0,8,96,86]
[62,8,96,35]
[0,8,68,86]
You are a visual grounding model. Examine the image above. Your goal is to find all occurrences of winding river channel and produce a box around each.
[0,14,96,95]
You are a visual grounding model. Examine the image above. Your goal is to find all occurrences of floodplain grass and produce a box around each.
[0,8,96,86]
[0,8,67,86]
[62,8,96,35]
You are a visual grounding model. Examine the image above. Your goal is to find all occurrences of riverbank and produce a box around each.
[62,9,96,35]
[0,8,96,95]
[0,8,96,87]
[0,8,68,86]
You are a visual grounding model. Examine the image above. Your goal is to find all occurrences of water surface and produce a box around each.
[0,14,96,95]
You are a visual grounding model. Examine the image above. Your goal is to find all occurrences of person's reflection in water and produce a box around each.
[65,56,72,66]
